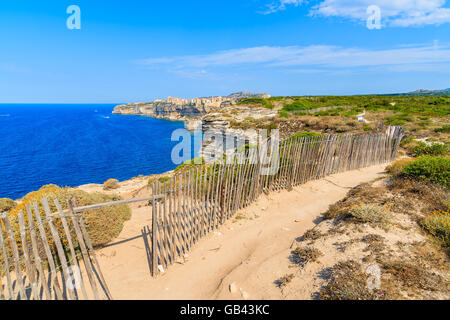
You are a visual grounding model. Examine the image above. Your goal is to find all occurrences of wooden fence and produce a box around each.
[149,126,404,276]
[0,126,404,299]
[0,198,111,300]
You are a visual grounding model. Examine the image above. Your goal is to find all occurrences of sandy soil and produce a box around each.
[75,176,150,198]
[93,164,388,300]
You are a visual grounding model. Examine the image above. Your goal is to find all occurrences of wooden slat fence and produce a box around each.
[0,126,404,299]
[0,198,111,300]
[149,126,404,276]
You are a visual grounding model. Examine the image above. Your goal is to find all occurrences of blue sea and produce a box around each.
[0,104,198,200]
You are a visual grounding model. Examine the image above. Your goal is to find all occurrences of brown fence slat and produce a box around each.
[53,199,89,300]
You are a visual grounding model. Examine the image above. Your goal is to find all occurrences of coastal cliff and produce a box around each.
[112,92,270,121]
[113,92,275,160]
[112,101,210,120]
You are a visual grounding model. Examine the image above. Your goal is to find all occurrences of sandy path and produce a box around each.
[95,164,387,300]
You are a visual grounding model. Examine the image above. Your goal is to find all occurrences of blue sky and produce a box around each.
[1,0,450,102]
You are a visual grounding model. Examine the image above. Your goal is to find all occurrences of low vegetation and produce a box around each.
[229,95,449,147]
[0,198,16,213]
[400,156,450,188]
[386,158,415,176]
[421,210,450,248]
[237,97,274,110]
[2,184,131,268]
[413,142,448,157]
[103,178,120,190]
[280,154,450,299]
[349,204,391,226]
[319,260,390,300]
[291,247,323,267]
[276,273,295,288]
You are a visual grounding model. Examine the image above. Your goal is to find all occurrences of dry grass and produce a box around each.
[319,260,392,300]
[103,178,120,190]
[314,174,450,300]
[386,158,415,176]
[276,273,295,288]
[292,247,323,267]
[348,203,392,226]
[388,177,449,213]
[421,210,450,248]
[324,183,387,220]
[0,198,16,213]
[302,228,323,241]
[381,261,450,294]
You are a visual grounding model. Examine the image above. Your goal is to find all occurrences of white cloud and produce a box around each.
[138,43,450,73]
[263,0,450,27]
[261,0,304,14]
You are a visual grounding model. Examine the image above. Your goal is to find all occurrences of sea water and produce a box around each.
[0,104,197,199]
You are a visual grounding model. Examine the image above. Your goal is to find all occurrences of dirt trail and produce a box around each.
[95,164,388,300]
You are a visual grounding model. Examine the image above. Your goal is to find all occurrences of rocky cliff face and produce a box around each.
[113,92,274,161]
[112,92,271,120]
[112,102,211,120]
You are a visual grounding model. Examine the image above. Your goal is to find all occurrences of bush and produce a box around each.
[400,136,414,147]
[386,115,413,126]
[349,204,391,225]
[173,157,205,173]
[73,190,131,247]
[103,178,120,190]
[413,142,448,157]
[6,184,131,258]
[278,110,289,118]
[320,260,389,300]
[401,157,450,188]
[292,247,323,267]
[421,210,450,247]
[291,131,323,138]
[282,100,308,112]
[237,97,274,109]
[435,125,450,133]
[0,198,16,213]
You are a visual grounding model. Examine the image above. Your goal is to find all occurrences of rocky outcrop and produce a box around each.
[113,92,273,161]
[199,113,261,161]
[112,92,271,120]
[112,102,208,120]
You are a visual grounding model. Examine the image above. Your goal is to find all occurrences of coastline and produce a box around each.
[0,104,190,201]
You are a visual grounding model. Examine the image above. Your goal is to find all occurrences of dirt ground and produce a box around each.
[91,164,388,300]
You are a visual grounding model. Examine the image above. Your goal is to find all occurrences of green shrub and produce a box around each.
[413,142,448,157]
[237,97,274,109]
[386,115,413,126]
[401,157,450,187]
[342,108,363,117]
[282,100,308,112]
[159,176,170,183]
[435,125,450,133]
[173,157,205,173]
[103,178,120,190]
[278,110,289,118]
[291,131,323,138]
[0,198,16,213]
[400,136,413,147]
